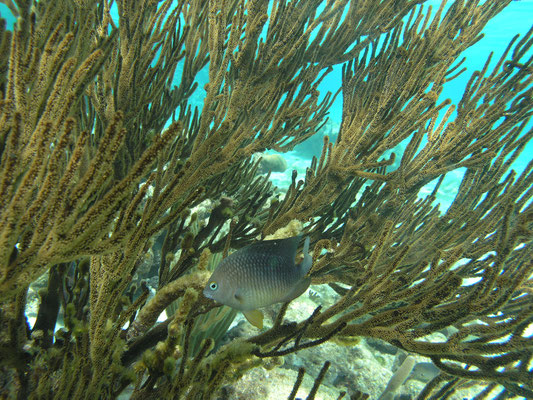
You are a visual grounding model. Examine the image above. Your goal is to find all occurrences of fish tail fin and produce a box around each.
[300,237,312,276]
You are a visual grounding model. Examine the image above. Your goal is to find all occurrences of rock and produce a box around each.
[220,363,343,400]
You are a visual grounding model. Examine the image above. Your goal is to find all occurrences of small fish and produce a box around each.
[409,361,440,383]
[203,236,312,329]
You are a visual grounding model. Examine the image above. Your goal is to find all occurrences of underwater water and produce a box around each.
[165,2,531,399]
[180,2,533,399]
[277,0,533,211]
[1,1,532,399]
[4,0,529,207]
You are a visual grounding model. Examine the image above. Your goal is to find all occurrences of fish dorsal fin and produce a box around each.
[243,309,263,329]
[241,236,302,265]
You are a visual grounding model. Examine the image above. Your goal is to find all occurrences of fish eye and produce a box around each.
[209,281,218,290]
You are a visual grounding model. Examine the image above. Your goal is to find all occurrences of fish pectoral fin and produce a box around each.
[243,310,263,329]
[234,289,244,304]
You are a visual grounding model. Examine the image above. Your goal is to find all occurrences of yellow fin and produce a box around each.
[243,310,263,329]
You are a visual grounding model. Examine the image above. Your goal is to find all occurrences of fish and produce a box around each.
[409,361,440,383]
[203,235,312,329]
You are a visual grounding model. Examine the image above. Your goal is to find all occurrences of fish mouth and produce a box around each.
[202,287,213,299]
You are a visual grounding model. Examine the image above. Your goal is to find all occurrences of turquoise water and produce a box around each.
[1,2,530,203]
[1,1,531,207]
[314,0,533,122]
[2,2,532,399]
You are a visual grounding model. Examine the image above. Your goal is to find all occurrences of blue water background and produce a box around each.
[2,4,532,396]
[296,1,533,202]
[1,1,532,205]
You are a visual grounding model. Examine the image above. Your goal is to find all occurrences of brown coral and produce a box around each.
[0,1,531,399]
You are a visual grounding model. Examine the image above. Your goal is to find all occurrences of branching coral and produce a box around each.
[0,0,531,399]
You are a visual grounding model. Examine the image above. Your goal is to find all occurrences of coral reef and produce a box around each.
[0,0,532,399]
